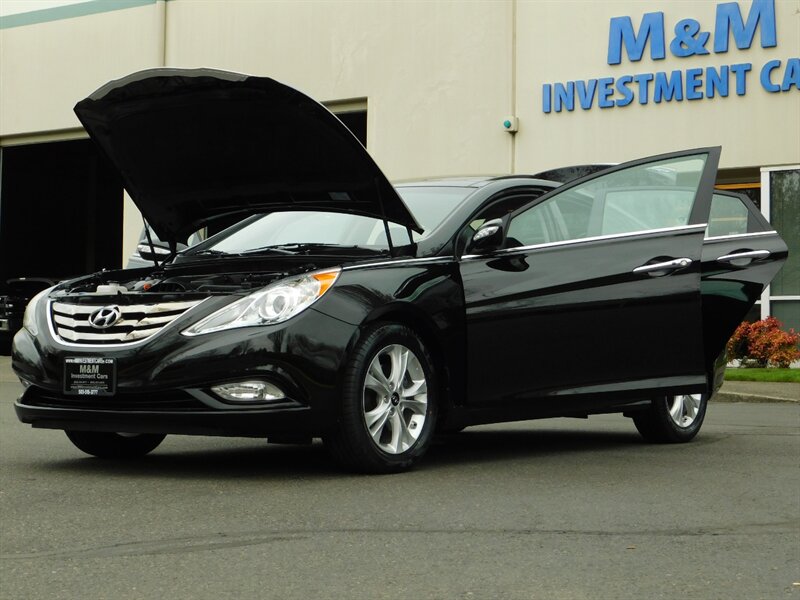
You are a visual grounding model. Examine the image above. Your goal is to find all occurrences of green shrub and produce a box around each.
[726,317,800,368]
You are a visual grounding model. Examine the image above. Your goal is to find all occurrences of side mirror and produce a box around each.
[466,218,505,254]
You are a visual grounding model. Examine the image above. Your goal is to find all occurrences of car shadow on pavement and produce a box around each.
[426,427,646,467]
[34,425,663,480]
[39,442,340,480]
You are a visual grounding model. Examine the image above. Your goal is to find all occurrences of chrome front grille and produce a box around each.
[50,299,203,344]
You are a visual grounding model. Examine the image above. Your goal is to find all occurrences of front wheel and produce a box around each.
[324,323,438,473]
[633,393,708,443]
[65,431,166,458]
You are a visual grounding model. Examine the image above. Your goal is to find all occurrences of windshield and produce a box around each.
[196,186,473,254]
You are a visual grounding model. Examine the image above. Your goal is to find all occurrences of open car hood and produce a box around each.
[74,68,422,245]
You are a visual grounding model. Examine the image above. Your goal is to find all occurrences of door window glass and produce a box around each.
[706,193,749,237]
[459,189,553,254]
[507,154,707,247]
[601,188,695,234]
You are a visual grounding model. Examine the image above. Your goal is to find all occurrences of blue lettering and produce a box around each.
[685,68,704,100]
[653,70,684,102]
[608,12,666,64]
[576,79,598,109]
[730,62,752,95]
[633,72,654,104]
[615,76,635,106]
[598,77,615,108]
[670,19,710,57]
[782,58,800,91]
[543,83,552,113]
[714,0,777,53]
[760,60,781,92]
[706,65,730,98]
[554,81,575,112]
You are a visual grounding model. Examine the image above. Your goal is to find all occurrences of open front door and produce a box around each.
[460,148,721,408]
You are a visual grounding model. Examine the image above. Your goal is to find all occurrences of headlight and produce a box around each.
[23,286,55,337]
[182,267,341,336]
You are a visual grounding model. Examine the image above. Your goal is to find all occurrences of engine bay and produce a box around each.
[54,260,331,299]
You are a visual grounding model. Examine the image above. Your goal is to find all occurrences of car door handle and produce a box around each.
[633,257,692,275]
[716,250,771,265]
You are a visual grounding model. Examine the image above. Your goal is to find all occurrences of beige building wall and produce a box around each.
[0,2,165,136]
[163,0,516,181]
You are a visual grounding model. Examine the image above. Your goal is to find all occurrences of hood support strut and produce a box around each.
[143,222,161,268]
[375,177,395,258]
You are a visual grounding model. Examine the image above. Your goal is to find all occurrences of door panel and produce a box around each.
[461,226,707,405]
[700,192,789,367]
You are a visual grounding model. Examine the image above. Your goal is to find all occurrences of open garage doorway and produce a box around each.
[0,139,123,282]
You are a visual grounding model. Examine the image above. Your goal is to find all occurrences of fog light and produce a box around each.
[211,381,285,403]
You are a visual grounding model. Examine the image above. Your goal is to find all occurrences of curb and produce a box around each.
[713,391,798,404]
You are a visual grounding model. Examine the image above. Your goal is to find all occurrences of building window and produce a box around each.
[761,165,800,335]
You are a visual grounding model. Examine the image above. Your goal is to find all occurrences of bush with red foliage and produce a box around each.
[726,317,800,368]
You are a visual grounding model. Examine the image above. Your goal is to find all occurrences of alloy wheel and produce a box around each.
[666,393,703,428]
[362,344,428,454]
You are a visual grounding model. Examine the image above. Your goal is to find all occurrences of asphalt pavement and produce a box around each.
[1,358,799,599]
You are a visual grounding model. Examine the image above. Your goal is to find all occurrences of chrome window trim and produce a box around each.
[461,224,708,261]
[46,297,211,349]
[703,230,779,242]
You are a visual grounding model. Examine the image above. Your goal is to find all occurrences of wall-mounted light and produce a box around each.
[502,116,519,133]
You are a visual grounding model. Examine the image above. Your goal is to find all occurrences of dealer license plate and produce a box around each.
[64,357,116,396]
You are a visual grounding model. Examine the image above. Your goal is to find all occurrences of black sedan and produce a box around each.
[11,69,788,473]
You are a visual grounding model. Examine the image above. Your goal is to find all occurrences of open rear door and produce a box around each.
[697,190,789,387]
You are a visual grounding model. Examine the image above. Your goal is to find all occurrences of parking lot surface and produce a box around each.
[1,377,798,600]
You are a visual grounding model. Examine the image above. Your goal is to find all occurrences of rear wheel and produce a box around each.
[633,393,708,443]
[65,431,166,458]
[325,323,437,473]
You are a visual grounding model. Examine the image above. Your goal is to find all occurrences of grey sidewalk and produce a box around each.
[1,355,796,402]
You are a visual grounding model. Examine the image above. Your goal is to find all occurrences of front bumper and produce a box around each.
[14,387,320,437]
[12,303,358,437]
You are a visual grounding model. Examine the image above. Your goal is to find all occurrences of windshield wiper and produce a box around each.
[239,243,382,256]
[190,249,228,256]
[239,244,308,255]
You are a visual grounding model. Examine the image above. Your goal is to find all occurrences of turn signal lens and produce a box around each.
[22,286,55,337]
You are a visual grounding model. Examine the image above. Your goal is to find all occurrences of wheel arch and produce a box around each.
[342,302,464,422]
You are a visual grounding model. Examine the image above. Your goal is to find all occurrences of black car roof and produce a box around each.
[395,175,561,189]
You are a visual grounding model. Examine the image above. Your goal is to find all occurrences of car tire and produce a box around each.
[65,431,166,458]
[325,323,438,473]
[633,393,708,443]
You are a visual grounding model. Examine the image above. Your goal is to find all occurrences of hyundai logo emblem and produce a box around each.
[88,306,122,329]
